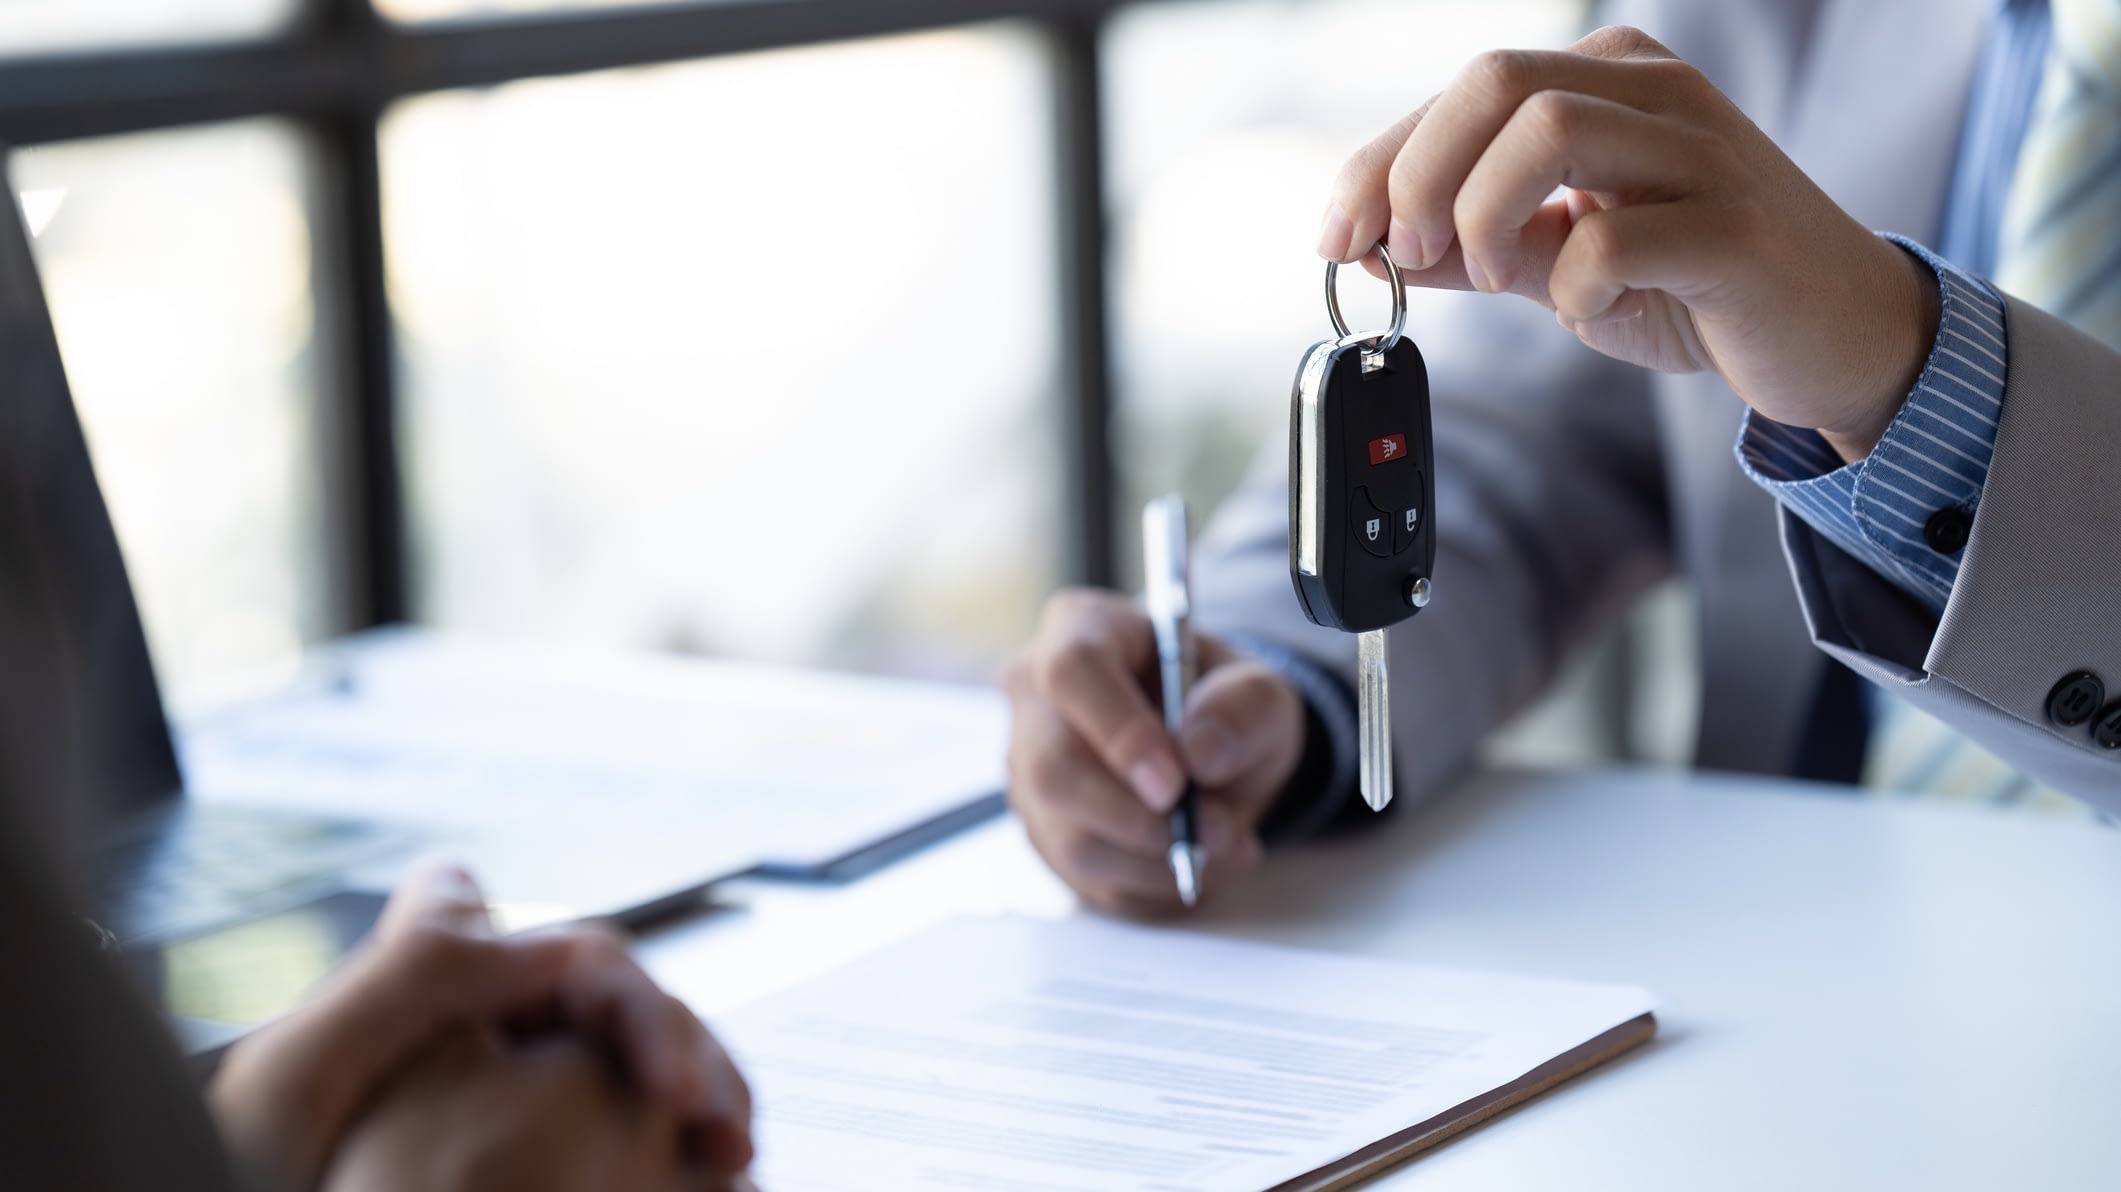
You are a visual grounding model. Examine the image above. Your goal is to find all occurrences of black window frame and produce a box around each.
[0,0,1123,634]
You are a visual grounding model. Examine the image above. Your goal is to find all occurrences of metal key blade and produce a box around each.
[1357,628,1392,810]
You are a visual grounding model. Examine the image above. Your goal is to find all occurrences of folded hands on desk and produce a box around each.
[208,863,754,1192]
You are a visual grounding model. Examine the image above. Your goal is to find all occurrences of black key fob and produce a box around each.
[1287,332,1435,633]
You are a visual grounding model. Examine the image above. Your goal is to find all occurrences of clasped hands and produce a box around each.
[1008,27,1941,914]
[208,863,753,1192]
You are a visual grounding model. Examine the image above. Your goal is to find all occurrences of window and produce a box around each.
[0,0,295,58]
[383,26,1060,675]
[10,121,333,712]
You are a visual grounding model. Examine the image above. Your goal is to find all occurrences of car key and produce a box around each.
[1287,243,1435,811]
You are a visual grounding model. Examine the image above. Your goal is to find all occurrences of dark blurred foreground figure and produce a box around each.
[0,603,244,1188]
[0,513,753,1189]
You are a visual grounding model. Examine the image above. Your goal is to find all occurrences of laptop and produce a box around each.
[0,176,1002,1050]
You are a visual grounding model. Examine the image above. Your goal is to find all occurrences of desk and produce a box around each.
[636,767,2121,1190]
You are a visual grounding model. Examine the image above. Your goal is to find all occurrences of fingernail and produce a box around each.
[1127,756,1184,812]
[1180,718,1239,784]
[1316,203,1354,261]
[1465,254,1494,293]
[1386,217,1423,272]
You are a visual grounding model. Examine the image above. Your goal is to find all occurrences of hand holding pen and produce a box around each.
[1000,509,1309,916]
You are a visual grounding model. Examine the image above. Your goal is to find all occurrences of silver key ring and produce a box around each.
[1324,242,1407,361]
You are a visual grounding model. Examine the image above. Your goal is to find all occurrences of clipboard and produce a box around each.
[1269,1012,1660,1191]
[712,915,1662,1191]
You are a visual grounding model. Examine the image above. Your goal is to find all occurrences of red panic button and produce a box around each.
[1368,434,1408,465]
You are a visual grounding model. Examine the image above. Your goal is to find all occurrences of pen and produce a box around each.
[1142,495,1204,907]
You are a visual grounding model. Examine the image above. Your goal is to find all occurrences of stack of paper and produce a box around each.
[716,914,1657,1191]
[179,631,1006,879]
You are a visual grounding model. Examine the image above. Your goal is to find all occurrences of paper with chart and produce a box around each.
[713,914,1657,1191]
[177,631,1006,875]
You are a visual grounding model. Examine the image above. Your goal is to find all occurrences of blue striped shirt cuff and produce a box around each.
[1735,236,2008,616]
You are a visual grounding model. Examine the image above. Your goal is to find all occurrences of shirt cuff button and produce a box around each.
[2048,671,2105,728]
[2094,702,2121,751]
[1923,506,1972,554]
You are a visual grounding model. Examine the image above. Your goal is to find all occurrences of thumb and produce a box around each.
[1177,656,1304,818]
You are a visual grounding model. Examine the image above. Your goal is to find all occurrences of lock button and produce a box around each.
[1352,487,1392,558]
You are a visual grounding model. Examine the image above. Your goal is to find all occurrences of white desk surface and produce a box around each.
[635,767,2121,1191]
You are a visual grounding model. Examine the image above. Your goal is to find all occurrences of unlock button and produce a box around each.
[1352,488,1392,558]
[1392,474,1425,554]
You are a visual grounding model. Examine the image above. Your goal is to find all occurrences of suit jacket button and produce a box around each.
[2096,703,2121,751]
[1923,506,1972,554]
[2048,671,2105,728]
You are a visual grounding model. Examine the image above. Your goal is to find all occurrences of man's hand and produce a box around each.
[1003,588,1306,915]
[1317,25,1941,462]
[323,1028,723,1192]
[209,864,752,1191]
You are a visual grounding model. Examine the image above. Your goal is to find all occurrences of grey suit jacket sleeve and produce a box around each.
[1781,295,2121,810]
[1193,299,1676,812]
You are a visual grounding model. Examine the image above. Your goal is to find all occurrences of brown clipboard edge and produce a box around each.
[1263,1011,1660,1192]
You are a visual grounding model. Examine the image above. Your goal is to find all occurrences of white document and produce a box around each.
[715,914,1657,1191]
[178,631,1005,873]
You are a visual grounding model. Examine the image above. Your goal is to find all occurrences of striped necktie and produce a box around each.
[1864,0,2118,810]
[1995,0,2121,344]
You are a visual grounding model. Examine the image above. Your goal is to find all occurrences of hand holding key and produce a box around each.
[1316,24,1939,464]
[1003,589,1304,916]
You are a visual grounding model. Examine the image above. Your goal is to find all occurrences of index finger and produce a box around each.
[1027,591,1186,812]
[1333,27,1680,273]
